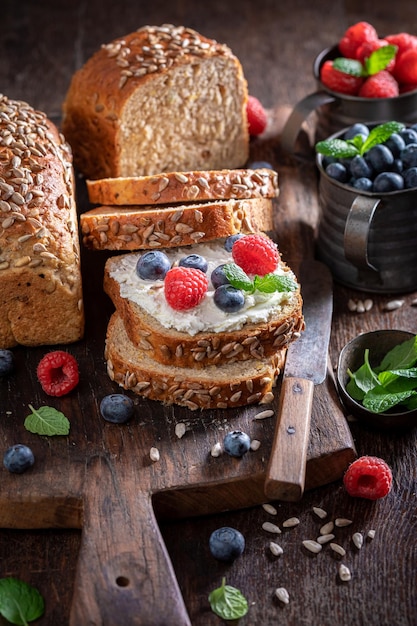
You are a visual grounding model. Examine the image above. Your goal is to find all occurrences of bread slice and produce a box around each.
[103,242,304,369]
[0,94,84,348]
[80,197,274,251]
[105,312,285,410]
[86,168,279,206]
[62,25,249,179]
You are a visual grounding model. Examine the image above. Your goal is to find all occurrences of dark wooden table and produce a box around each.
[1,1,417,625]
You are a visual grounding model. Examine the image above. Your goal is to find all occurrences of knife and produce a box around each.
[264,259,333,502]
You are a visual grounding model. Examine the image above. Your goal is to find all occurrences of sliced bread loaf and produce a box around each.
[105,312,285,410]
[86,168,279,206]
[80,197,274,251]
[62,24,249,179]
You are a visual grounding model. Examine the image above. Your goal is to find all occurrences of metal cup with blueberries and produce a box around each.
[315,121,417,293]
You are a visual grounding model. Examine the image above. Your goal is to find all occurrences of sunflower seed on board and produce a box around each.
[275,587,290,604]
[250,439,261,451]
[352,532,364,550]
[383,299,404,312]
[269,542,283,557]
[149,447,160,462]
[254,409,274,420]
[317,533,335,544]
[262,522,281,534]
[367,529,376,540]
[320,521,334,535]
[335,518,353,527]
[330,543,346,556]
[262,503,278,516]
[282,517,300,528]
[312,506,328,519]
[210,442,222,457]
[302,540,322,554]
[339,564,352,582]
[175,422,187,438]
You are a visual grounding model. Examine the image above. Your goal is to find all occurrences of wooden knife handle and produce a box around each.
[69,455,191,626]
[264,377,314,502]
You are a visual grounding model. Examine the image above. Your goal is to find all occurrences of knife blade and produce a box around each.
[264,259,333,501]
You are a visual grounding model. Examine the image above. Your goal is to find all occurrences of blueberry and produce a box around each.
[373,172,404,193]
[399,128,417,145]
[325,162,348,183]
[136,251,171,280]
[343,123,369,141]
[352,177,373,192]
[214,285,245,313]
[404,167,417,189]
[224,234,244,252]
[0,349,14,376]
[3,444,35,473]
[400,143,417,169]
[247,160,273,170]
[366,145,394,173]
[211,264,230,289]
[391,159,403,174]
[100,394,135,423]
[384,133,406,158]
[209,527,245,562]
[223,430,251,457]
[350,155,373,179]
[178,254,208,273]
[321,155,337,169]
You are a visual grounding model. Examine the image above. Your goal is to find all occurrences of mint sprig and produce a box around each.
[332,44,397,78]
[0,577,44,626]
[223,262,298,294]
[208,577,248,620]
[24,404,70,436]
[316,121,405,159]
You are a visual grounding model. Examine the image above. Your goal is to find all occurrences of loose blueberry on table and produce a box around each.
[0,349,14,377]
[3,444,35,474]
[100,394,135,423]
[223,430,251,457]
[209,526,246,562]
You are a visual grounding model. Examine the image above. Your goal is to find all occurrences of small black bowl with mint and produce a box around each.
[315,121,417,293]
[337,330,417,430]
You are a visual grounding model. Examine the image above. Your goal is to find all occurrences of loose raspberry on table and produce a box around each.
[247,95,267,136]
[358,70,399,98]
[164,266,209,310]
[343,456,393,500]
[232,234,280,276]
[394,49,417,85]
[338,21,378,59]
[37,350,79,397]
[320,60,363,95]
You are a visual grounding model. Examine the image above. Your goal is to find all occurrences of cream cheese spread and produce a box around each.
[109,241,298,335]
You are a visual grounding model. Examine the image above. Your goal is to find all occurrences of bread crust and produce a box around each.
[0,95,84,348]
[105,312,285,410]
[62,25,249,179]
[86,169,279,206]
[80,198,274,251]
[104,253,304,369]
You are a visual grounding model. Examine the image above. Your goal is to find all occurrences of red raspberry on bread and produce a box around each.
[37,350,79,397]
[164,266,209,310]
[320,60,363,95]
[247,95,267,136]
[232,234,280,276]
[343,456,393,500]
[338,21,378,59]
[358,70,399,98]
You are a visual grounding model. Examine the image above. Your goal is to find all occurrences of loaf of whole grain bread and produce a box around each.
[62,24,250,179]
[80,197,274,251]
[0,94,84,348]
[86,169,279,206]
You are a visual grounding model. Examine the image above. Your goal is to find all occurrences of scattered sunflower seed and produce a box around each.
[352,532,364,550]
[269,542,283,557]
[275,587,290,604]
[302,540,322,554]
[367,529,376,540]
[383,299,404,312]
[254,409,274,420]
[347,298,373,313]
[317,533,335,544]
[262,503,278,516]
[330,543,346,556]
[262,521,281,534]
[282,517,300,528]
[312,506,327,519]
[335,518,353,527]
[149,447,160,462]
[411,298,417,307]
[339,563,352,582]
[320,521,334,535]
[210,442,222,457]
[175,422,187,438]
[250,439,261,451]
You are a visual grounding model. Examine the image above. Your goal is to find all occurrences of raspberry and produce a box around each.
[343,456,393,500]
[358,71,399,98]
[385,33,417,61]
[37,350,79,396]
[355,39,396,72]
[338,21,378,59]
[247,95,267,136]
[320,60,363,95]
[394,49,417,85]
[232,234,280,276]
[164,266,208,310]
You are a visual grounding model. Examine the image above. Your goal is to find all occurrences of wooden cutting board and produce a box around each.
[0,116,356,625]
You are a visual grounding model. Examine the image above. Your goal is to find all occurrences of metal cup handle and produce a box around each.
[280,91,336,153]
[344,195,381,272]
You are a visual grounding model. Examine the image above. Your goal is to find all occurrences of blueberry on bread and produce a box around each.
[0,95,84,348]
[62,24,250,179]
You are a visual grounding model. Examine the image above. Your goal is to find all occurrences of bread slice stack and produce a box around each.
[90,167,304,410]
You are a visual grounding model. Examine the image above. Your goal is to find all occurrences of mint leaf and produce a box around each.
[223,263,254,292]
[254,273,298,293]
[333,57,364,77]
[0,577,44,625]
[346,350,379,399]
[361,121,405,154]
[363,386,417,414]
[24,404,70,436]
[315,138,359,159]
[316,122,405,160]
[378,335,417,371]
[208,577,248,620]
[364,45,397,75]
